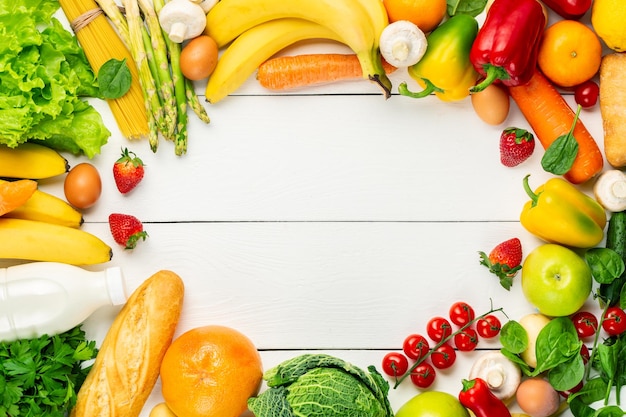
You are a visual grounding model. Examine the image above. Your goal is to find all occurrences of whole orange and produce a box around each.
[383,0,447,33]
[537,20,602,87]
[160,325,263,417]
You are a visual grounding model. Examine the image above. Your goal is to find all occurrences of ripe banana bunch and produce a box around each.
[0,142,69,179]
[0,144,111,265]
[204,0,392,103]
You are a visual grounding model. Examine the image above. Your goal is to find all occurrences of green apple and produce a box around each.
[521,244,592,317]
[395,391,469,417]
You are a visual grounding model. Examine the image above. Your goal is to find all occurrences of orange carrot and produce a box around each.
[257,53,397,91]
[508,70,603,184]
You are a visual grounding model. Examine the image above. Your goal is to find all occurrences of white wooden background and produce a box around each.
[3,7,613,416]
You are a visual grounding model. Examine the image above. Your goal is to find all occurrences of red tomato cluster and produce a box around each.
[570,308,626,340]
[381,301,503,389]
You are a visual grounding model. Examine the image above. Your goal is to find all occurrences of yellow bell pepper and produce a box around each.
[520,175,607,248]
[398,14,479,102]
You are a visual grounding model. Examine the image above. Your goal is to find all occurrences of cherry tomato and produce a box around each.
[426,317,452,343]
[580,344,590,364]
[381,352,409,377]
[476,315,501,339]
[403,334,430,361]
[410,362,436,389]
[430,343,456,369]
[602,307,626,336]
[449,301,475,327]
[574,80,599,109]
[454,328,479,351]
[571,311,598,339]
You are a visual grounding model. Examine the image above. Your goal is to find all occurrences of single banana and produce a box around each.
[205,0,392,97]
[0,218,111,265]
[206,18,344,103]
[0,142,69,179]
[1,182,83,228]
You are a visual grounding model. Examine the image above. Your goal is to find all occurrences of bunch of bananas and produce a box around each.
[0,143,112,265]
[203,0,392,103]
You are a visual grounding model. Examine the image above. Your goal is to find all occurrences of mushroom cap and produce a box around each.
[594,169,626,212]
[468,351,522,402]
[158,0,207,43]
[379,20,427,68]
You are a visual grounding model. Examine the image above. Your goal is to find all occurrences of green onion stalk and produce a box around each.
[138,0,178,140]
[122,0,164,151]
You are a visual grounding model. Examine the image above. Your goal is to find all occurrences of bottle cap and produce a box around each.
[105,267,127,305]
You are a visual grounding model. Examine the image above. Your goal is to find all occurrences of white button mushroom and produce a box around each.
[158,0,207,43]
[189,0,218,13]
[379,20,427,68]
[594,170,626,212]
[468,351,522,402]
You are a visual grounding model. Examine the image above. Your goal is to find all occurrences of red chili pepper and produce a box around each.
[459,378,511,417]
[469,0,545,93]
[542,0,591,20]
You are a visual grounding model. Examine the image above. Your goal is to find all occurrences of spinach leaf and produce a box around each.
[568,377,609,405]
[98,58,132,99]
[532,317,581,376]
[586,248,626,285]
[499,320,528,354]
[548,353,584,392]
[446,0,487,17]
[541,105,583,175]
[569,397,596,417]
[596,406,625,417]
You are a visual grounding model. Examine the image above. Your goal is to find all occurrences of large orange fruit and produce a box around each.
[383,0,447,33]
[538,20,602,87]
[160,325,263,417]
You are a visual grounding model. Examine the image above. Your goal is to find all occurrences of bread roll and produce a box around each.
[600,52,626,168]
[71,270,185,417]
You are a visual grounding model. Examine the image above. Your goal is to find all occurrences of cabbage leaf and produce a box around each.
[0,0,109,157]
[248,354,394,417]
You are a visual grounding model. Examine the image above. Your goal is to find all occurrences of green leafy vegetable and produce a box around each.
[0,326,97,416]
[98,58,132,99]
[0,0,109,157]
[446,0,487,17]
[541,105,582,175]
[585,248,625,285]
[248,354,394,417]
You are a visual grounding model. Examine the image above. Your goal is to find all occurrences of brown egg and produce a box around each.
[179,35,219,81]
[471,83,510,125]
[516,378,560,417]
[64,162,102,209]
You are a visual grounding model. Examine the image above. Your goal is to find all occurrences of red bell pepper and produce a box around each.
[542,0,591,20]
[459,378,511,417]
[469,0,546,93]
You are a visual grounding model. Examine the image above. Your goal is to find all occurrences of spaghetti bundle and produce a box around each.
[59,0,149,141]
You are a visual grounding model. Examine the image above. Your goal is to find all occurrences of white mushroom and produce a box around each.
[190,0,219,13]
[468,351,522,402]
[158,0,207,43]
[594,169,626,212]
[379,20,427,68]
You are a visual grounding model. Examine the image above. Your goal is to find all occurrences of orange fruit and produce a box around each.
[537,20,603,88]
[0,179,37,216]
[160,325,263,417]
[383,0,447,33]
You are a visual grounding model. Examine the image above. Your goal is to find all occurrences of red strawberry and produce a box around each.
[478,238,523,290]
[108,213,148,249]
[113,148,145,194]
[499,127,535,167]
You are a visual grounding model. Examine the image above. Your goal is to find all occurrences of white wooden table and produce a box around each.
[4,8,611,416]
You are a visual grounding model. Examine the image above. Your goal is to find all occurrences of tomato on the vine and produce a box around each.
[454,328,478,351]
[476,315,501,339]
[403,334,430,360]
[381,352,409,377]
[426,316,452,342]
[574,80,599,109]
[430,343,456,369]
[602,307,626,336]
[571,311,598,339]
[449,301,475,326]
[410,362,436,388]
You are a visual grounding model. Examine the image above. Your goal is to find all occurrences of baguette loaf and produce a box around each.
[600,52,626,168]
[71,270,185,417]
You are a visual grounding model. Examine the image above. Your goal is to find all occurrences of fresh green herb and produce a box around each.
[499,320,527,354]
[586,248,626,285]
[446,0,487,17]
[98,58,132,99]
[541,105,582,175]
[0,326,97,416]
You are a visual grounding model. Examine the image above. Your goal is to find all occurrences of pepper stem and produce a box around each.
[398,79,443,99]
[470,65,510,93]
[523,174,540,207]
[461,378,476,392]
